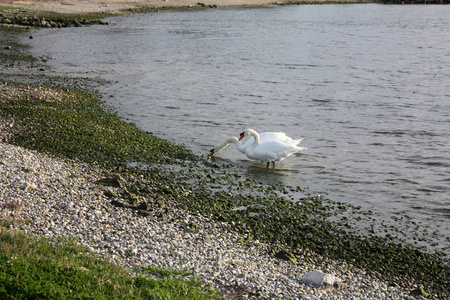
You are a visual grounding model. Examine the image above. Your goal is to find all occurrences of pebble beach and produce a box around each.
[0,140,421,299]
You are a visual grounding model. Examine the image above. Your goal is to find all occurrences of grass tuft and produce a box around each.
[0,227,221,299]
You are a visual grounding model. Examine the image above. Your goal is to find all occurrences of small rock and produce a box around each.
[137,202,149,210]
[21,182,37,191]
[22,167,37,173]
[4,202,25,210]
[274,250,297,262]
[60,202,74,210]
[99,175,122,187]
[70,174,85,180]
[411,286,428,298]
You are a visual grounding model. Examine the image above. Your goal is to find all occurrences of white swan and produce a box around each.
[239,128,306,168]
[209,131,303,157]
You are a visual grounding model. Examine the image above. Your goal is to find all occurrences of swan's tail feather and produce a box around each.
[291,138,304,146]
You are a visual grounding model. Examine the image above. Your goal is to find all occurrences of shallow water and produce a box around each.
[26,4,450,255]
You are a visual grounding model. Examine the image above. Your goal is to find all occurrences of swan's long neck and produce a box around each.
[214,137,244,153]
[246,129,260,147]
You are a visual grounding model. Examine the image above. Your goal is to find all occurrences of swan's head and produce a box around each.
[209,148,215,157]
[238,129,252,141]
[238,131,245,141]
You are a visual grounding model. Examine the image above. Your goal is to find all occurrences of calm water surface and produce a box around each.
[26,4,450,255]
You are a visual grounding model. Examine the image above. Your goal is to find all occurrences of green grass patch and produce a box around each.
[0,224,221,300]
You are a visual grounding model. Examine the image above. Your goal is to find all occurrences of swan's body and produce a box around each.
[242,132,303,149]
[239,128,306,168]
[209,131,303,157]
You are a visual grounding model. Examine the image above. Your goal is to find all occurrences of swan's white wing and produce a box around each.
[243,131,303,148]
[260,132,288,142]
[246,140,306,162]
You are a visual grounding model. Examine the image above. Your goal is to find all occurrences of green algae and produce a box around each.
[1,82,194,168]
[0,26,37,67]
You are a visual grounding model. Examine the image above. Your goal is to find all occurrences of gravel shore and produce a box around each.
[1,97,422,299]
[2,0,371,15]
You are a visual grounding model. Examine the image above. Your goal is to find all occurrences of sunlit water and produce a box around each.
[25,4,450,255]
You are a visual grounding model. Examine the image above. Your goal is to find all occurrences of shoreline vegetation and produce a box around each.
[0,1,449,299]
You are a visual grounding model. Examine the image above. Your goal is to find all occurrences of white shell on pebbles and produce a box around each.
[0,142,417,299]
[300,270,344,290]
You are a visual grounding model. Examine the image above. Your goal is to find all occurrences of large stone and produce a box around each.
[299,270,344,290]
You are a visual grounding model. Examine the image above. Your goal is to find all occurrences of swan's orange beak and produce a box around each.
[238,132,245,141]
[209,149,215,157]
